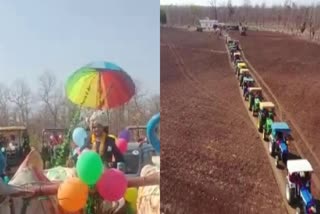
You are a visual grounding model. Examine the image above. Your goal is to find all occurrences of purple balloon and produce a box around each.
[118,129,130,142]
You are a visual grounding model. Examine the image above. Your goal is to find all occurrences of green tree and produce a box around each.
[160,9,167,24]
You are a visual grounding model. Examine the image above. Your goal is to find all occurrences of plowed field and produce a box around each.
[160,27,286,214]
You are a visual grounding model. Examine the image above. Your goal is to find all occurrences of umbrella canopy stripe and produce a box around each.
[67,73,101,108]
[100,71,135,108]
[66,67,96,95]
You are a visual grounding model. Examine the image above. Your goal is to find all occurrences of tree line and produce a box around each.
[161,1,320,40]
[0,72,159,147]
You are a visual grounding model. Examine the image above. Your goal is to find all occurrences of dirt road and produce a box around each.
[161,27,286,213]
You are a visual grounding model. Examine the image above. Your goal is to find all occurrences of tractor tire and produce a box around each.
[275,155,280,168]
[263,131,269,142]
[282,154,288,166]
[258,123,263,133]
[286,183,295,205]
[269,142,274,156]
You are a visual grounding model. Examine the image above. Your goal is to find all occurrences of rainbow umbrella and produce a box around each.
[66,61,135,109]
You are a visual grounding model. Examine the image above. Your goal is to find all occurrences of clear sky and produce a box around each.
[160,0,316,7]
[0,0,159,94]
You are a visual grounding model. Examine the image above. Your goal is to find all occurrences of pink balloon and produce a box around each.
[96,169,128,201]
[116,138,128,154]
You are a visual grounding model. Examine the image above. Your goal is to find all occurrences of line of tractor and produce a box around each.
[225,36,318,214]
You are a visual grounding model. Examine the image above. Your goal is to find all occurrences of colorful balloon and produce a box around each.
[57,177,89,212]
[124,187,138,203]
[96,168,128,201]
[76,151,104,185]
[72,127,88,147]
[146,113,160,153]
[118,129,130,142]
[116,138,128,154]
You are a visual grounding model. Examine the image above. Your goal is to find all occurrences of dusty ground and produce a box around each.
[231,30,320,197]
[161,27,286,214]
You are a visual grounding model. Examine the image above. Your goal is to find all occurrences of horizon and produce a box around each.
[160,0,318,7]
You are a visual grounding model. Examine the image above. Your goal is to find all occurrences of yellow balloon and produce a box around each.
[124,187,138,203]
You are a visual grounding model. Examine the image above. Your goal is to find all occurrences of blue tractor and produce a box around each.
[268,122,290,167]
[286,159,317,214]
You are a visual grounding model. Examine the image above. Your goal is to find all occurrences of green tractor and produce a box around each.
[248,87,263,116]
[257,102,275,140]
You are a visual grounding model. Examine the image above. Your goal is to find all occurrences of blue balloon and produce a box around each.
[72,127,88,147]
[146,113,160,154]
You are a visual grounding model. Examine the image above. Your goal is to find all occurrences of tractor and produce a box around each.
[228,40,240,52]
[126,126,147,143]
[238,68,250,82]
[248,87,262,113]
[286,159,317,214]
[240,26,247,36]
[232,51,241,62]
[235,61,247,75]
[0,126,31,177]
[268,122,291,167]
[257,102,275,140]
[240,73,253,88]
[226,37,233,45]
[242,77,255,100]
[229,46,238,58]
[234,40,240,50]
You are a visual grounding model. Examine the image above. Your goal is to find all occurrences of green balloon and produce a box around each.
[76,151,104,185]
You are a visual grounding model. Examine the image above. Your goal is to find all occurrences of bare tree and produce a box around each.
[0,84,10,125]
[38,71,64,127]
[209,0,218,20]
[7,79,32,126]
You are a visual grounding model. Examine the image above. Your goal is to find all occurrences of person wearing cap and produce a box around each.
[88,111,125,168]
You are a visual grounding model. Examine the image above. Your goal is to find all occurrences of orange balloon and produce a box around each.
[57,177,89,212]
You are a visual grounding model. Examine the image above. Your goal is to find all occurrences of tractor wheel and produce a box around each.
[282,154,288,167]
[263,130,268,141]
[275,155,280,168]
[269,142,274,156]
[258,123,263,133]
[286,183,295,205]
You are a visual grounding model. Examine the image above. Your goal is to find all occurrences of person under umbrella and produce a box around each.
[87,111,125,168]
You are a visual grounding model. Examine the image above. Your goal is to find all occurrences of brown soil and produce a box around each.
[160,27,286,214]
[231,30,320,197]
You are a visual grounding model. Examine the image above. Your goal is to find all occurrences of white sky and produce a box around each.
[160,0,317,7]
